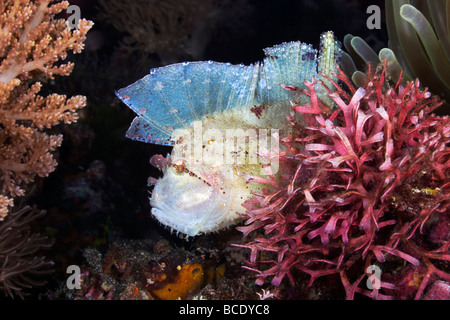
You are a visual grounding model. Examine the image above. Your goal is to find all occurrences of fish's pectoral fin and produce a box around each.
[125,116,174,146]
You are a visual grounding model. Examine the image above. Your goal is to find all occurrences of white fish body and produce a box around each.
[117,32,342,237]
[150,106,280,236]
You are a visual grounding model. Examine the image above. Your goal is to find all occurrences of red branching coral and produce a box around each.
[236,64,450,299]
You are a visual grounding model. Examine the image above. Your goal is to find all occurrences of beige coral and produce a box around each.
[0,0,93,220]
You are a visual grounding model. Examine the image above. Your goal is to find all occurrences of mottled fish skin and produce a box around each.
[150,110,275,237]
[117,32,342,237]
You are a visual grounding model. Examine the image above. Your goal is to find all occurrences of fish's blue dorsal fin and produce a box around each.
[117,32,340,146]
[258,41,317,105]
[116,61,261,145]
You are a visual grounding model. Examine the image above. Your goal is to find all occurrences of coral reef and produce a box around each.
[0,0,93,219]
[0,0,92,299]
[152,263,204,300]
[49,238,255,300]
[5,0,446,302]
[235,63,450,299]
[422,280,450,300]
[0,206,53,298]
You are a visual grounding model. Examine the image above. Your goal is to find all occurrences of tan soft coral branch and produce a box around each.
[0,1,91,83]
[0,0,93,220]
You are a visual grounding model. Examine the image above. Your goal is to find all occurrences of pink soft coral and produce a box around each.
[236,64,450,299]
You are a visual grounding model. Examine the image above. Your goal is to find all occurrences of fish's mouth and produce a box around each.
[151,206,203,237]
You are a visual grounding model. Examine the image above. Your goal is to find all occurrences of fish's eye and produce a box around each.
[172,159,188,174]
